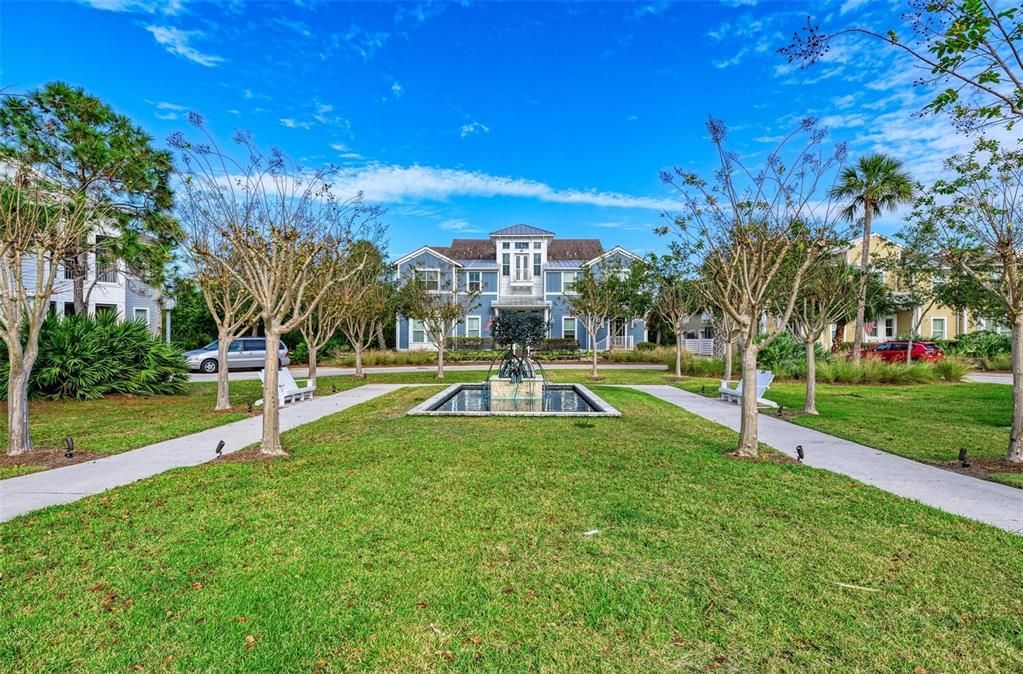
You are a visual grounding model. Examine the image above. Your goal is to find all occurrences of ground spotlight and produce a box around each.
[216,440,225,457]
[64,436,75,459]
[796,444,804,462]
[958,447,970,468]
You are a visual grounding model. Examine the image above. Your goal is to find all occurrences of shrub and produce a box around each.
[812,357,937,385]
[450,336,494,351]
[982,352,1013,371]
[540,338,580,352]
[933,356,971,382]
[0,313,189,400]
[757,332,831,379]
[635,341,658,351]
[945,330,1011,358]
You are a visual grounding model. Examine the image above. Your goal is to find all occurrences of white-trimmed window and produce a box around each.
[501,253,510,277]
[563,316,577,339]
[931,317,946,340]
[533,241,542,249]
[133,307,149,325]
[466,316,481,338]
[411,320,427,344]
[414,269,440,291]
[562,271,582,293]
[884,316,895,338]
[467,271,482,293]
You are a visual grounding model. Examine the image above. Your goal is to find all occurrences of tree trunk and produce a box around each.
[6,361,32,455]
[354,344,364,377]
[905,336,913,364]
[215,333,232,411]
[260,328,286,456]
[736,347,759,458]
[1008,319,1023,463]
[674,332,683,379]
[308,342,318,387]
[851,208,873,363]
[591,339,599,378]
[804,339,818,415]
[375,321,387,350]
[73,248,87,315]
[723,340,733,381]
[832,319,846,354]
[436,340,445,379]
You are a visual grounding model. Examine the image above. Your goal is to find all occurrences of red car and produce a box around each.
[860,341,945,363]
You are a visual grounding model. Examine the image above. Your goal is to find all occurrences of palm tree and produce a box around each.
[831,154,914,362]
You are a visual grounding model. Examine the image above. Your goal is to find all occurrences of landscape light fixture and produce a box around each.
[796,445,804,463]
[247,402,253,414]
[777,405,784,417]
[64,436,75,459]
[216,440,225,457]
[331,384,337,393]
[958,447,970,468]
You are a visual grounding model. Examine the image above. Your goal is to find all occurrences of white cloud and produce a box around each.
[391,81,404,98]
[145,25,224,67]
[439,219,483,233]
[459,121,490,138]
[330,164,679,211]
[626,115,638,122]
[330,142,350,152]
[313,101,334,124]
[840,0,869,15]
[280,118,313,130]
[79,0,185,14]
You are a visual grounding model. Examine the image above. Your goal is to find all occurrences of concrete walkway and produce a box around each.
[965,372,1012,385]
[0,384,407,522]
[189,362,667,383]
[631,385,1023,534]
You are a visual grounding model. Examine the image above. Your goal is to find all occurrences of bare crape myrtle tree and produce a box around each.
[659,117,849,458]
[171,116,382,455]
[0,171,100,455]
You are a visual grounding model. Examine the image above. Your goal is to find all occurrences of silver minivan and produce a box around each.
[184,337,291,373]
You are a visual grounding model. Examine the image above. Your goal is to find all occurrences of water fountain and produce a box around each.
[408,313,620,417]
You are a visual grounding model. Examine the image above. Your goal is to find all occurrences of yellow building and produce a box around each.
[837,233,974,344]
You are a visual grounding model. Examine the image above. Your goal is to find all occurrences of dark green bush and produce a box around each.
[944,330,1011,358]
[540,338,580,352]
[0,313,189,400]
[450,336,495,351]
[635,341,658,351]
[756,332,831,378]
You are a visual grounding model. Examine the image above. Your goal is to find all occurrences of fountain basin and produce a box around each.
[408,383,621,417]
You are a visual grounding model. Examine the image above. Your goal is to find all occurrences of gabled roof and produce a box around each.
[448,238,496,259]
[582,245,643,267]
[392,245,462,268]
[549,239,602,261]
[489,224,555,237]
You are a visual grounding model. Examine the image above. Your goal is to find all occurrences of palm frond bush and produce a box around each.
[0,313,189,400]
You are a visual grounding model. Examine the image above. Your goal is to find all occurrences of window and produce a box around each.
[562,317,577,340]
[414,268,440,291]
[64,302,76,316]
[884,317,895,338]
[931,317,946,340]
[243,338,266,351]
[467,271,482,293]
[229,340,245,353]
[533,253,541,277]
[502,253,510,277]
[63,257,75,281]
[514,241,529,250]
[49,302,57,316]
[562,271,582,292]
[466,316,481,338]
[513,252,530,282]
[873,343,890,351]
[866,321,878,338]
[502,241,510,249]
[133,307,149,324]
[411,320,427,344]
[533,241,542,249]
[95,236,117,283]
[95,304,117,317]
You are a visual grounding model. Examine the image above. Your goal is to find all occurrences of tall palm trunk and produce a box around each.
[852,204,873,363]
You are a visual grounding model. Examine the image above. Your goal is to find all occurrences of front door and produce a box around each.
[610,318,627,350]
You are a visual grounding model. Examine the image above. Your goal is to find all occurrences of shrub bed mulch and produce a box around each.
[934,456,1023,484]
[0,448,105,476]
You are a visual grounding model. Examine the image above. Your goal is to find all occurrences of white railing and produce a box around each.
[683,338,715,356]
[596,335,634,351]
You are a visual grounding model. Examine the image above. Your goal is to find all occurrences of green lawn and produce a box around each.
[678,377,1015,464]
[0,368,674,472]
[1,386,1020,672]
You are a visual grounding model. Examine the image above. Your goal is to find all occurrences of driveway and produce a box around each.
[965,372,1012,385]
[189,362,667,383]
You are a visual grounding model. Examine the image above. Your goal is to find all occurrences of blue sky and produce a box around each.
[2,0,967,258]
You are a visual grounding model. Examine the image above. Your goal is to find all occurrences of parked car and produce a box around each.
[184,337,290,373]
[860,341,945,363]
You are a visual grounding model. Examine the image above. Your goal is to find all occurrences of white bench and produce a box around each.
[255,368,316,407]
[719,370,778,409]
